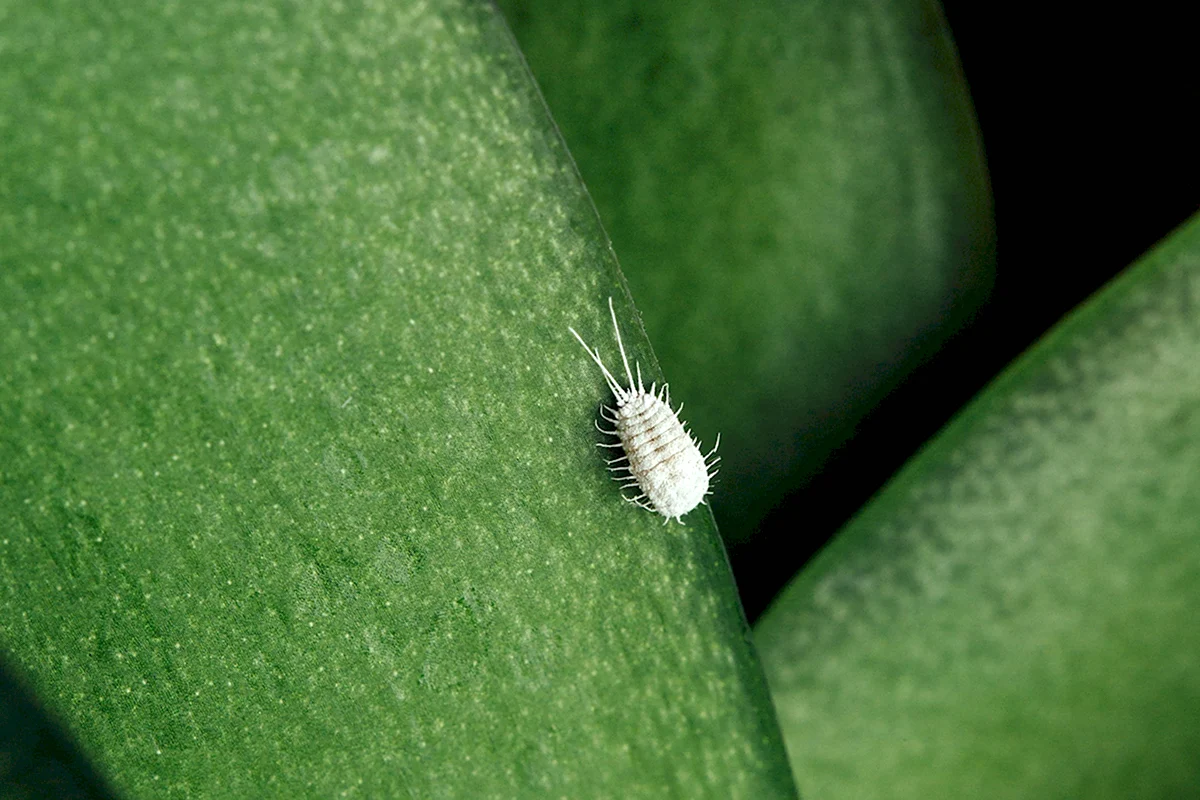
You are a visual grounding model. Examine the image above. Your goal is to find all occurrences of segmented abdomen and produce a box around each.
[617,393,709,520]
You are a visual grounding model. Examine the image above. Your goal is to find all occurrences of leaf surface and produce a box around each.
[0,1,796,796]
[755,216,1200,798]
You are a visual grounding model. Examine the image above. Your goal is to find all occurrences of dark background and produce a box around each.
[736,6,1199,622]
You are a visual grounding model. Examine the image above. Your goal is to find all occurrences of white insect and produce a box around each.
[569,297,720,524]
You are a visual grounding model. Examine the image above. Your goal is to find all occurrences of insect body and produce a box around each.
[569,298,719,523]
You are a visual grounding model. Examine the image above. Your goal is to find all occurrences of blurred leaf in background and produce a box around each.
[756,216,1200,798]
[498,0,995,560]
[0,0,795,796]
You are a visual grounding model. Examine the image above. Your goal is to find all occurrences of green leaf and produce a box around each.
[0,1,795,796]
[754,215,1200,798]
[498,0,995,543]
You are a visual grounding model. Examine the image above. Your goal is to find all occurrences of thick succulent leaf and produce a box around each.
[498,0,995,544]
[755,216,1200,798]
[0,0,796,796]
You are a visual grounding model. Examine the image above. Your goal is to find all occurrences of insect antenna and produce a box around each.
[606,297,638,394]
[569,326,628,404]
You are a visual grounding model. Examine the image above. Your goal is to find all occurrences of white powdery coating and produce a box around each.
[571,298,719,523]
[614,391,709,520]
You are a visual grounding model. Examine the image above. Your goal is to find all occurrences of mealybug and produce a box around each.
[569,297,720,524]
